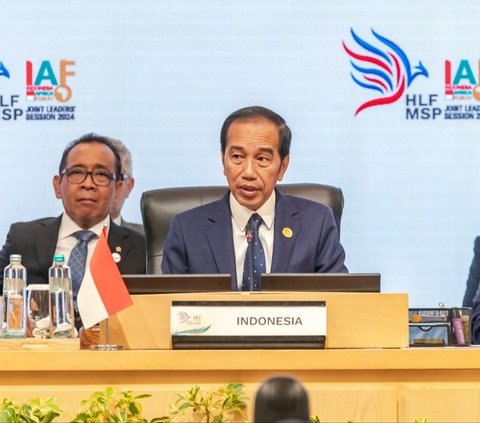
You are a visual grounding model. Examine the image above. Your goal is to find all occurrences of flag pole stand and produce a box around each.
[89,318,123,351]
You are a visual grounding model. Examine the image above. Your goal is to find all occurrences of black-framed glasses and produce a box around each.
[120,173,130,181]
[60,167,117,187]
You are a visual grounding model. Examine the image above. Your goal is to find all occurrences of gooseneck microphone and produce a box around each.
[245,223,254,292]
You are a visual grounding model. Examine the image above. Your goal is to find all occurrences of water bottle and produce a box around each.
[2,254,27,338]
[49,255,74,338]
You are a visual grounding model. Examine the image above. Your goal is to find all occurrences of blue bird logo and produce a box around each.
[0,62,10,79]
[343,29,429,115]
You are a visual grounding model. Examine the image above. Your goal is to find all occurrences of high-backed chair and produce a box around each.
[141,183,344,274]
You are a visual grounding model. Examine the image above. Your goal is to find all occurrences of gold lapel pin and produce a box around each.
[112,246,122,263]
[282,227,293,238]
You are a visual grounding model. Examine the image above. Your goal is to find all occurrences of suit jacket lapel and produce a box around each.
[271,192,301,273]
[205,194,236,287]
[107,220,132,273]
[32,217,133,280]
[35,217,61,282]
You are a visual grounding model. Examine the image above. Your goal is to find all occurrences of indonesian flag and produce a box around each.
[77,227,133,329]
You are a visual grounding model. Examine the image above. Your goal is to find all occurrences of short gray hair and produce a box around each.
[108,138,133,177]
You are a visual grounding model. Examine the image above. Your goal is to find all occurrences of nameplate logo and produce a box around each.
[171,301,326,337]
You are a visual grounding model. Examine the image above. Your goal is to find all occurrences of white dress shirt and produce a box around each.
[54,213,110,265]
[230,191,276,290]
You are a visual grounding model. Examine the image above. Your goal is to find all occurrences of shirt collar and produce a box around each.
[230,190,276,232]
[58,213,111,240]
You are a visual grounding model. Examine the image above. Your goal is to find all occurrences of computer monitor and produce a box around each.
[260,273,381,292]
[122,274,232,294]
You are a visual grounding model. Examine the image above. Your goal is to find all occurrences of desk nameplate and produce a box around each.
[171,300,326,349]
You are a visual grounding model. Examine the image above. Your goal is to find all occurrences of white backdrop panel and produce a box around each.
[0,1,479,307]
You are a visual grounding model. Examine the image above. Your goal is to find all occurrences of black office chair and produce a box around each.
[253,375,310,423]
[141,183,344,274]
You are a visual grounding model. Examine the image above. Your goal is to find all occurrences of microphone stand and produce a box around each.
[245,223,254,292]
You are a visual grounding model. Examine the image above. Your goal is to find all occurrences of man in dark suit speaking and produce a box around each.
[0,134,146,294]
[161,106,347,290]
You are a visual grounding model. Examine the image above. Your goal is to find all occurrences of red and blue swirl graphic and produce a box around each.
[343,29,428,115]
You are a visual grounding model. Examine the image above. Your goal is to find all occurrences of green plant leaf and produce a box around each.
[0,396,62,423]
[167,383,248,423]
[128,402,140,415]
[0,406,17,423]
[177,403,190,412]
[134,394,151,400]
[71,387,152,423]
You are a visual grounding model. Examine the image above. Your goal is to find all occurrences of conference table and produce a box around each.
[3,347,480,422]
[2,292,479,422]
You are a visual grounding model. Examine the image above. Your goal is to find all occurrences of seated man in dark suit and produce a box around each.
[0,133,146,300]
[162,106,347,290]
[469,277,480,344]
[470,296,480,344]
[463,236,480,308]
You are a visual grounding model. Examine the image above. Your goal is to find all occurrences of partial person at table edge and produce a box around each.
[108,137,145,235]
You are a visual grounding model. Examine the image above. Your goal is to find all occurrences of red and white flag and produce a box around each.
[77,227,133,329]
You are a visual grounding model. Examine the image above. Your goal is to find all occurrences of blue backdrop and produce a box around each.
[1,0,479,307]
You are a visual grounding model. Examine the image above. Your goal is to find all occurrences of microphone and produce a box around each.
[245,223,254,244]
[245,223,254,292]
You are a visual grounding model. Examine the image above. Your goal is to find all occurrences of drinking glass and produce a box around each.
[26,284,50,338]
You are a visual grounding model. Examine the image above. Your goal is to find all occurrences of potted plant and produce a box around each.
[71,386,166,423]
[0,396,62,423]
[169,383,248,422]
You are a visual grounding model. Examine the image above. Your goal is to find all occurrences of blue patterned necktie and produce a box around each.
[242,213,266,291]
[68,230,97,307]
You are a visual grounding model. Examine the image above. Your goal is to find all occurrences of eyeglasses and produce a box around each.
[120,173,130,181]
[60,167,117,187]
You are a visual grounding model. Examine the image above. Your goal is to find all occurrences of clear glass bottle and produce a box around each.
[49,255,74,338]
[2,254,27,338]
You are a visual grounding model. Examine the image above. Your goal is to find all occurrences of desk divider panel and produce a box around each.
[100,292,409,349]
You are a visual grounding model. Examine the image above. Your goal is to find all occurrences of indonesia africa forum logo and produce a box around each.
[343,28,480,119]
[0,59,76,121]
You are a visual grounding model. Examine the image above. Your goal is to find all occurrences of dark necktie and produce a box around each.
[68,230,97,308]
[242,213,266,291]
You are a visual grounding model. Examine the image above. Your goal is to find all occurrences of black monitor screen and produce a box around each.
[260,273,381,293]
[122,274,232,294]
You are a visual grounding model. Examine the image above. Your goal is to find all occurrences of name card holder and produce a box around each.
[171,300,326,349]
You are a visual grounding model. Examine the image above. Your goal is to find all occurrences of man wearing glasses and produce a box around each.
[0,133,146,293]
